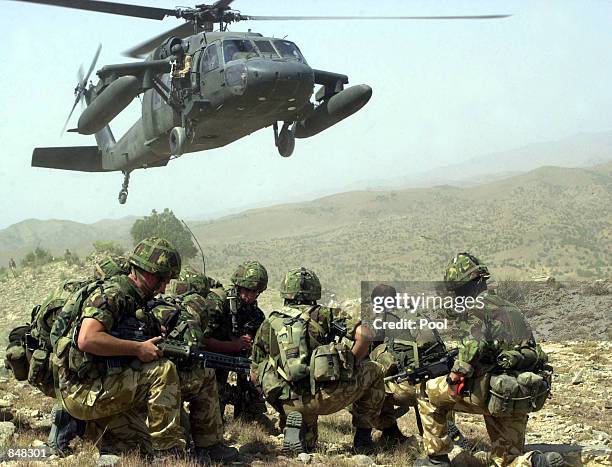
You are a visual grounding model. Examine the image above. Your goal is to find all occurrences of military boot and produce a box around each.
[47,404,87,456]
[353,428,377,454]
[531,451,565,467]
[379,423,410,447]
[194,444,238,463]
[414,454,452,467]
[282,411,306,455]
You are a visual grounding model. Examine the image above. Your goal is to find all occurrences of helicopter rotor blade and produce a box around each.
[123,22,200,58]
[212,0,234,9]
[242,15,511,21]
[82,43,102,87]
[61,44,102,136]
[12,0,176,20]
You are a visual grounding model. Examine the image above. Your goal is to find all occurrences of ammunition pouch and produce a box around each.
[309,342,355,394]
[258,356,289,402]
[28,348,55,397]
[487,370,551,415]
[5,325,30,381]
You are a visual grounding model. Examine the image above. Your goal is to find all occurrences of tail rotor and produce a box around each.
[61,44,101,135]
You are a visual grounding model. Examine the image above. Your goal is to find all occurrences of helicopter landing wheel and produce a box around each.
[118,171,130,205]
[276,122,295,158]
[170,126,187,156]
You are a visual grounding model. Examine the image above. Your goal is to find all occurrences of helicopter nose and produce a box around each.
[237,59,314,103]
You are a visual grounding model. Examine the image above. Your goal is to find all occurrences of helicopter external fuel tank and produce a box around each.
[78,76,141,135]
[294,84,372,139]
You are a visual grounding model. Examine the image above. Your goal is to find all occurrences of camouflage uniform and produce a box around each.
[417,253,560,467]
[155,281,224,449]
[53,238,185,455]
[204,261,268,419]
[365,284,447,434]
[252,268,385,452]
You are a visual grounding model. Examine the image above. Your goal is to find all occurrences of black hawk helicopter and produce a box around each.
[15,0,509,203]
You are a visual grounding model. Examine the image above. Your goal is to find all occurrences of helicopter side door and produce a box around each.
[199,42,223,107]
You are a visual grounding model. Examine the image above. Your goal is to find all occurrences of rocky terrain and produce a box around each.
[0,260,610,466]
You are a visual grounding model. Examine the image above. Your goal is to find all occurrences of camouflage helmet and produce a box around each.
[280,267,321,301]
[93,255,129,280]
[128,237,181,279]
[178,266,209,294]
[444,252,490,290]
[231,261,268,293]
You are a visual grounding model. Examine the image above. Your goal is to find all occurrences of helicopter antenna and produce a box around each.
[181,219,206,275]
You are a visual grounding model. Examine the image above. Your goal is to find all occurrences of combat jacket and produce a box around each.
[154,290,211,347]
[61,274,156,381]
[451,291,534,378]
[203,287,265,342]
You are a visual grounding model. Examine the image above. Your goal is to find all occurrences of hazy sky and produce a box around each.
[1,0,612,229]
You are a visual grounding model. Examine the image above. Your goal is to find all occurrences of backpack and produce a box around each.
[50,280,106,379]
[267,305,354,395]
[3,279,89,396]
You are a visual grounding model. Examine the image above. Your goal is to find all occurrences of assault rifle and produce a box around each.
[384,349,459,385]
[107,317,251,374]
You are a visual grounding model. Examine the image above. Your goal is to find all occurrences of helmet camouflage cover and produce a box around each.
[231,261,268,293]
[280,267,321,301]
[444,252,490,290]
[93,255,129,280]
[128,237,181,279]
[175,266,209,295]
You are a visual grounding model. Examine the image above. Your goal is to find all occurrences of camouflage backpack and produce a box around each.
[267,304,355,395]
[27,279,90,396]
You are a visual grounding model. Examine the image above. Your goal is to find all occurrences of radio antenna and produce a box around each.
[181,219,205,275]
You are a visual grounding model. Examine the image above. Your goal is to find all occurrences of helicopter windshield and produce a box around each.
[253,40,279,59]
[272,40,305,62]
[223,39,259,63]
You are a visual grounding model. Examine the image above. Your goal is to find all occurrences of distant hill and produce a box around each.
[1,164,610,296]
[192,162,612,295]
[0,217,135,265]
[354,131,612,191]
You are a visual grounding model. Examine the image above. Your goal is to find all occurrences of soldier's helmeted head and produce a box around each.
[128,237,182,296]
[370,284,397,303]
[444,252,490,295]
[231,261,268,305]
[178,266,209,296]
[280,267,321,305]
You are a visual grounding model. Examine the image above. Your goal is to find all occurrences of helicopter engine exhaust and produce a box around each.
[294,84,372,139]
[78,76,140,135]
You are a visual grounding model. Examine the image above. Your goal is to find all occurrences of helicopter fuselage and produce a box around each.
[101,31,317,170]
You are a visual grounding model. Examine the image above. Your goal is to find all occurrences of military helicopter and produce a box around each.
[15,1,509,204]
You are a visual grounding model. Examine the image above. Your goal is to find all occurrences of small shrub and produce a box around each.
[92,240,124,256]
[21,247,54,268]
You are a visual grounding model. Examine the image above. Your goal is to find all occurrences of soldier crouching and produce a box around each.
[51,237,186,457]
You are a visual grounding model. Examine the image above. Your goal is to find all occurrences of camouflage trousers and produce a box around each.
[419,375,538,467]
[378,379,418,429]
[60,359,185,455]
[178,366,223,448]
[280,360,386,450]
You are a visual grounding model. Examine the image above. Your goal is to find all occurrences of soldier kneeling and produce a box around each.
[251,267,386,455]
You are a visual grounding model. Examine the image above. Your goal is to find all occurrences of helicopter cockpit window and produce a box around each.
[223,39,258,63]
[272,40,305,62]
[253,40,279,59]
[201,44,220,73]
